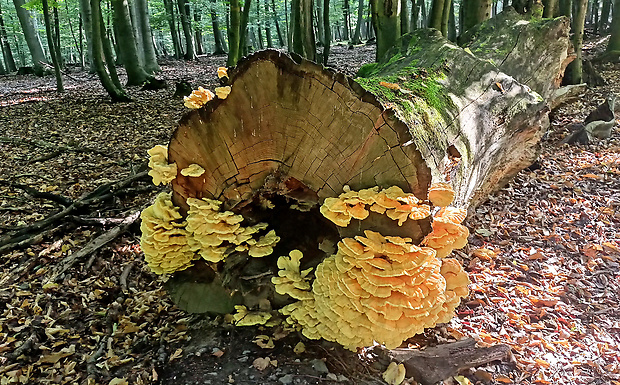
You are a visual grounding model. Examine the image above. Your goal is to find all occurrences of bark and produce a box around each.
[177,0,195,59]
[352,0,365,43]
[440,0,451,36]
[163,17,570,314]
[390,339,510,385]
[13,0,47,75]
[42,0,63,92]
[227,0,241,65]
[111,0,151,85]
[370,0,401,61]
[600,0,611,31]
[90,0,130,101]
[264,0,273,47]
[78,0,94,68]
[420,0,427,28]
[401,0,410,34]
[239,0,252,56]
[607,0,620,53]
[565,0,587,84]
[462,0,492,32]
[410,0,418,30]
[458,8,572,100]
[135,0,160,72]
[343,0,351,41]
[429,0,446,30]
[291,0,316,60]
[543,0,559,16]
[559,0,571,16]
[164,0,182,58]
[210,0,226,54]
[323,0,330,64]
[256,0,264,49]
[194,9,204,55]
[0,2,17,72]
[448,0,456,40]
[316,0,325,45]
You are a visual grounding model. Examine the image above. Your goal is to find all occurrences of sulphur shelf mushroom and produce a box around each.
[180,163,206,177]
[184,86,215,109]
[147,145,177,185]
[215,86,232,99]
[140,192,198,274]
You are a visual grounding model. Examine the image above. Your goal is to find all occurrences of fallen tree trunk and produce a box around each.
[152,13,569,341]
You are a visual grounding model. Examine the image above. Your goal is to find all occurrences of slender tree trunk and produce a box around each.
[448,0,456,40]
[420,0,427,27]
[256,0,264,49]
[164,0,182,58]
[13,0,47,75]
[271,0,284,45]
[194,8,204,54]
[227,0,240,65]
[429,0,446,30]
[286,0,292,50]
[79,0,95,69]
[65,0,83,66]
[323,0,330,65]
[317,0,325,45]
[91,0,130,101]
[42,0,63,91]
[441,0,451,36]
[567,0,587,83]
[559,0,572,16]
[463,0,492,32]
[606,0,620,51]
[543,0,559,16]
[128,0,145,65]
[0,55,5,74]
[177,0,195,59]
[264,0,273,47]
[343,0,351,41]
[352,0,365,43]
[370,0,401,62]
[111,0,151,85]
[240,0,252,55]
[593,0,600,32]
[53,6,62,67]
[401,0,410,34]
[135,0,160,71]
[410,0,418,30]
[0,2,17,72]
[210,0,226,54]
[291,0,315,60]
[600,0,611,31]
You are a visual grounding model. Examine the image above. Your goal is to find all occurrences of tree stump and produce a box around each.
[151,15,570,340]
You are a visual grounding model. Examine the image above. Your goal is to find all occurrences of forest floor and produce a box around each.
[0,43,619,385]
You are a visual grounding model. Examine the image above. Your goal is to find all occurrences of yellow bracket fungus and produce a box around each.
[147,145,177,185]
[215,86,232,99]
[217,67,228,79]
[184,86,215,109]
[320,186,431,227]
[232,305,273,326]
[180,164,206,177]
[185,197,279,262]
[140,192,198,275]
[277,183,470,350]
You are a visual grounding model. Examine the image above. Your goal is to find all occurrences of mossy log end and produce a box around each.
[164,17,569,314]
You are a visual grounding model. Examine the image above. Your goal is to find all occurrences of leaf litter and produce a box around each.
[0,45,618,384]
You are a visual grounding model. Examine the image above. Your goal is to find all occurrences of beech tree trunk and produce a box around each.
[161,11,570,315]
[135,0,160,72]
[177,0,195,59]
[13,0,47,75]
[42,0,63,92]
[0,2,17,72]
[111,0,151,85]
[370,0,401,61]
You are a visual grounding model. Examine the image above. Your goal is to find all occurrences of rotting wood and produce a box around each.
[389,338,511,385]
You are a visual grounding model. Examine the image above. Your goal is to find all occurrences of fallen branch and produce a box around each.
[0,136,107,155]
[0,180,73,206]
[389,338,510,385]
[0,171,149,251]
[48,211,141,282]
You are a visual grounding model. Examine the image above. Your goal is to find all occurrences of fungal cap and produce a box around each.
[180,163,206,177]
[428,182,456,207]
[215,86,232,99]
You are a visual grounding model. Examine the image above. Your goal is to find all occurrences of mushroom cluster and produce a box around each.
[320,186,431,227]
[147,145,177,186]
[280,231,468,350]
[180,163,206,177]
[140,192,197,274]
[183,86,215,109]
[277,183,470,350]
[185,197,280,262]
